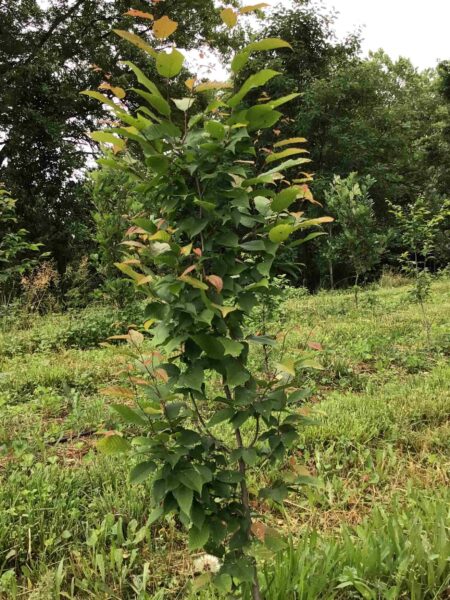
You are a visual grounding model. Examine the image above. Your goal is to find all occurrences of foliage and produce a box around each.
[0,281,449,597]
[389,194,450,341]
[0,187,41,302]
[323,173,386,293]
[0,0,241,272]
[84,6,333,596]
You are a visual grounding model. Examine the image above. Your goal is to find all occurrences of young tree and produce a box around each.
[323,173,385,299]
[88,5,330,598]
[389,194,450,342]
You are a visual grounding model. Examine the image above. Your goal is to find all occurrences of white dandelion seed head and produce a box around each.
[193,554,221,574]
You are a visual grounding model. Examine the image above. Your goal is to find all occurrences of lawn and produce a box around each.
[0,279,449,599]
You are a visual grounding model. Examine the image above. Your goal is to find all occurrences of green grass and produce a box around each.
[0,280,449,598]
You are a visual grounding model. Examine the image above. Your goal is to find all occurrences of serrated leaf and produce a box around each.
[152,15,178,39]
[97,435,131,455]
[156,48,184,78]
[189,522,210,550]
[269,223,294,243]
[130,461,156,484]
[113,29,157,58]
[220,7,238,28]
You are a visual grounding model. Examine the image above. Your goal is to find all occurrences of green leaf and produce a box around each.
[173,486,193,515]
[271,187,299,212]
[156,48,185,78]
[219,338,244,357]
[143,121,181,141]
[148,505,163,524]
[179,275,208,290]
[242,448,258,465]
[266,147,308,164]
[205,120,226,140]
[288,231,327,248]
[245,105,282,131]
[130,461,156,484]
[189,522,210,550]
[178,364,204,392]
[172,97,195,112]
[274,136,307,148]
[89,132,126,149]
[179,469,203,494]
[268,93,301,109]
[213,573,233,593]
[111,404,147,426]
[192,334,224,359]
[225,358,250,387]
[231,39,291,74]
[97,435,131,455]
[246,38,292,53]
[243,158,311,186]
[208,407,235,427]
[121,61,164,97]
[113,30,157,58]
[260,484,289,503]
[269,224,294,243]
[133,89,171,116]
[147,155,169,174]
[228,69,281,108]
[231,51,250,74]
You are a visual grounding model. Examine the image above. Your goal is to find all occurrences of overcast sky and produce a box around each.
[264,0,449,69]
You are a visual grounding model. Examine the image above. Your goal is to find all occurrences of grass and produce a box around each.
[0,279,449,598]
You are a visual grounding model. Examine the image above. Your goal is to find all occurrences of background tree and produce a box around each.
[0,0,239,272]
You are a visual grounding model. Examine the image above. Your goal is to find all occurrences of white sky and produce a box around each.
[264,0,450,69]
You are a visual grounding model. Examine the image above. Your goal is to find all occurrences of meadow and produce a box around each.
[0,277,449,599]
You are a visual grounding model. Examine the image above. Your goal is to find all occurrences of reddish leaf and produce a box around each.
[308,341,323,351]
[181,264,196,277]
[206,275,223,293]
